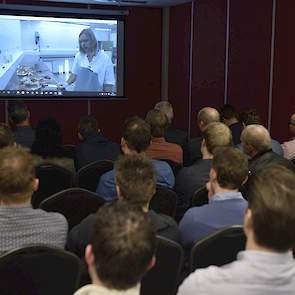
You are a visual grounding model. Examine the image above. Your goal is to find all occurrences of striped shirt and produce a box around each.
[0,203,68,256]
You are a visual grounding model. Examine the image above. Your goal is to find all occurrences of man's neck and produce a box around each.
[212,186,238,195]
[16,120,30,127]
[246,235,281,254]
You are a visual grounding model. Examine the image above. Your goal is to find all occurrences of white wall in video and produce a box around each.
[0,15,119,96]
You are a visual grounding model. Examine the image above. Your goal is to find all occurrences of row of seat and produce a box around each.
[0,226,245,295]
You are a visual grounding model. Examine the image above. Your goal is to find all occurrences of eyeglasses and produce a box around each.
[289,120,295,126]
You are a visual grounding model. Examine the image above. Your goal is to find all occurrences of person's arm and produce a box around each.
[67,73,77,85]
[103,84,113,92]
[103,57,115,92]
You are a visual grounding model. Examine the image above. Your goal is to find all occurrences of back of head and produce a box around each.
[239,109,261,126]
[8,101,29,125]
[78,115,98,139]
[91,201,156,290]
[32,117,63,158]
[212,147,249,190]
[197,107,220,127]
[122,117,151,153]
[241,124,272,153]
[247,165,295,252]
[203,122,232,154]
[154,101,173,124]
[115,154,156,207]
[220,104,238,121]
[0,146,36,201]
[145,109,168,138]
[0,123,14,149]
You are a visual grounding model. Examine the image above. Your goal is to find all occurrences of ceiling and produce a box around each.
[43,0,192,7]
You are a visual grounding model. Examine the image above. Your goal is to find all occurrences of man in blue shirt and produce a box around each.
[179,147,248,250]
[96,117,174,201]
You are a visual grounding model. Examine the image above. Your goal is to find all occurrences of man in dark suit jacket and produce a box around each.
[187,107,220,165]
[67,153,179,258]
[75,115,121,170]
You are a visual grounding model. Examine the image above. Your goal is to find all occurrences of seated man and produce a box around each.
[145,109,183,164]
[75,115,121,170]
[96,117,174,201]
[0,146,68,255]
[188,107,220,165]
[68,153,179,258]
[74,201,156,295]
[179,147,248,250]
[281,112,295,160]
[0,123,15,149]
[8,101,35,149]
[175,122,232,212]
[177,165,295,295]
[241,124,295,175]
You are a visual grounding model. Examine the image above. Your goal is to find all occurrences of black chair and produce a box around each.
[32,164,74,208]
[158,159,183,177]
[149,186,177,217]
[63,144,76,160]
[39,188,105,230]
[190,225,246,272]
[0,245,81,295]
[191,186,208,207]
[141,236,184,295]
[75,160,114,192]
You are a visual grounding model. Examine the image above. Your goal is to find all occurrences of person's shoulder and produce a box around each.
[35,208,68,226]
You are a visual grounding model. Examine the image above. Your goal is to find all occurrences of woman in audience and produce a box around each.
[31,117,75,174]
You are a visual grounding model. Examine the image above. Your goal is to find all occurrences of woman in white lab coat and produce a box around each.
[67,28,115,92]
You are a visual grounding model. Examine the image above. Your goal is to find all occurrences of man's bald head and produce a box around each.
[197,107,220,131]
[241,125,272,156]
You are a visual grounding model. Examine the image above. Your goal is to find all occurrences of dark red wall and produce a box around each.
[1,1,162,144]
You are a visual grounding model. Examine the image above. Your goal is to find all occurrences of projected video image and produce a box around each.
[0,14,121,97]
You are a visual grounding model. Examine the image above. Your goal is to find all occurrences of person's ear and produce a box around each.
[115,184,123,200]
[33,178,39,192]
[209,167,217,181]
[85,244,95,268]
[78,132,83,141]
[242,175,248,186]
[244,208,253,236]
[146,255,156,272]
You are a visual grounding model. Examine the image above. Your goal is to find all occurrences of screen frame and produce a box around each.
[0,4,127,100]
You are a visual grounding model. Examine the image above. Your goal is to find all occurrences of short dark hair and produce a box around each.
[248,165,295,252]
[239,109,261,126]
[212,147,248,189]
[0,146,36,200]
[122,117,151,153]
[78,116,98,139]
[145,109,168,137]
[8,101,29,124]
[91,201,156,290]
[202,122,232,155]
[115,154,156,207]
[220,104,238,120]
[0,123,14,149]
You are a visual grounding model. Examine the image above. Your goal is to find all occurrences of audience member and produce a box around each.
[68,153,179,258]
[175,122,232,213]
[31,117,75,174]
[239,108,283,155]
[281,112,295,160]
[74,201,156,295]
[0,146,68,255]
[241,124,295,175]
[8,101,35,149]
[177,165,295,295]
[0,123,14,149]
[179,147,248,250]
[145,109,183,164]
[188,107,220,165]
[220,104,243,145]
[96,117,174,201]
[75,115,121,170]
[154,101,188,164]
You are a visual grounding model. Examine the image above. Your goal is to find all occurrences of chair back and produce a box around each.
[141,236,184,295]
[32,164,73,208]
[75,160,114,192]
[190,225,246,272]
[39,188,105,230]
[149,186,177,217]
[191,186,208,207]
[0,245,80,295]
